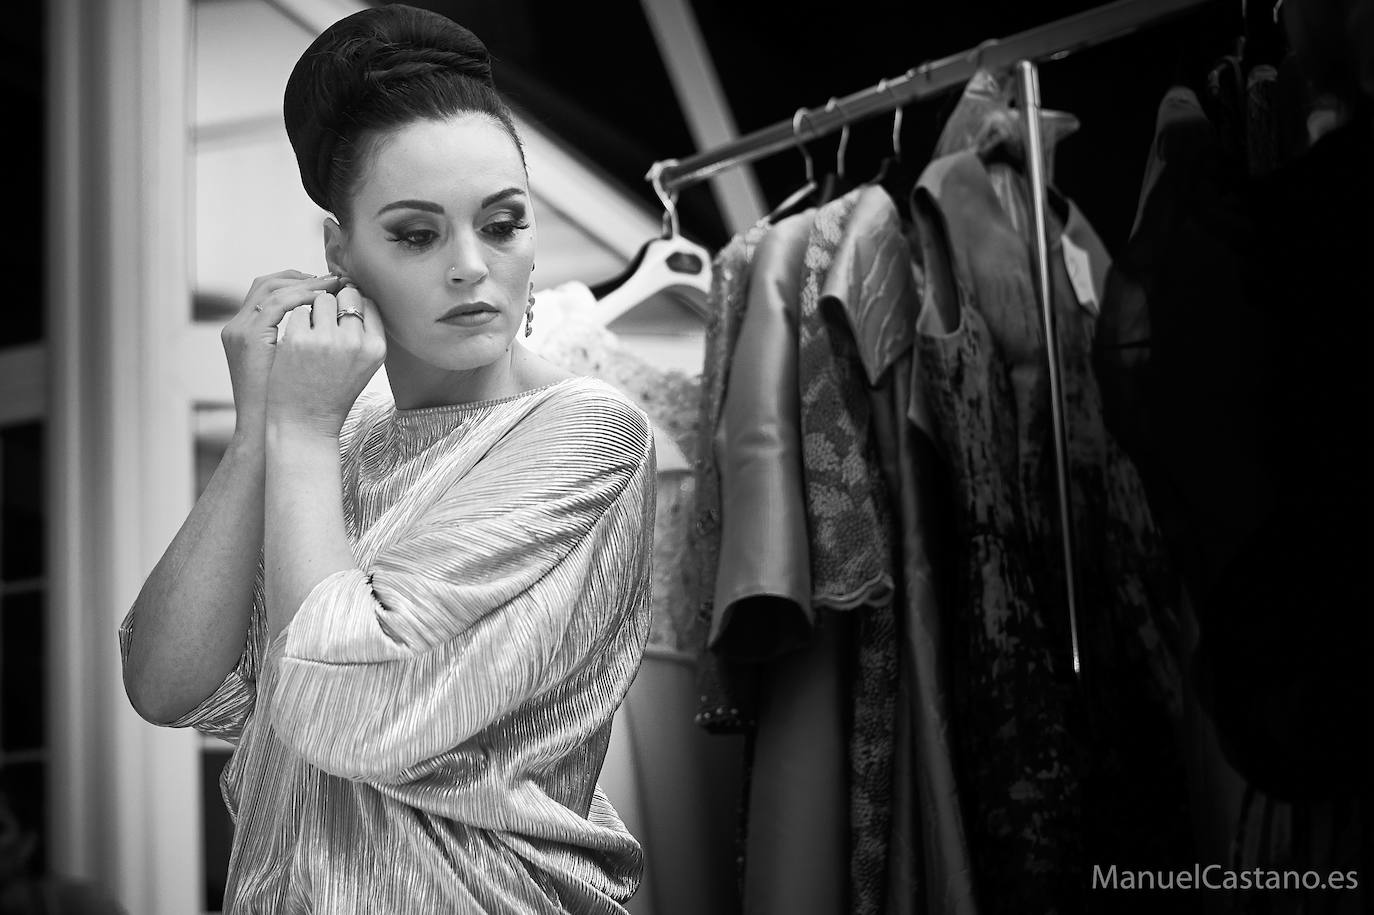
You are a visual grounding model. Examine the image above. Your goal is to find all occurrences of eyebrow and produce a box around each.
[374,187,527,218]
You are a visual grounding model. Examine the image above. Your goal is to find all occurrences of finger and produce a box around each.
[310,290,339,331]
[247,271,339,306]
[334,286,367,334]
[354,295,387,359]
[357,294,387,347]
[245,270,325,306]
[251,277,342,327]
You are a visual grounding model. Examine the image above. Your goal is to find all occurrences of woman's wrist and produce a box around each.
[266,406,346,443]
[266,418,341,454]
[227,425,267,463]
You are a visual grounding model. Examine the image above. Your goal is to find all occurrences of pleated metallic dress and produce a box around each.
[120,376,656,913]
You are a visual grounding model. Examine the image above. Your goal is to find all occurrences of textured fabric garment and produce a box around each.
[1246,64,1280,176]
[687,220,771,733]
[711,211,815,659]
[911,75,1190,915]
[797,190,898,915]
[525,281,704,659]
[795,192,895,614]
[820,184,977,915]
[1097,95,1372,805]
[713,209,850,915]
[1095,87,1217,457]
[120,377,655,914]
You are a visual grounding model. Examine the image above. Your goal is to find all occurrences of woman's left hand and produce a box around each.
[266,285,387,438]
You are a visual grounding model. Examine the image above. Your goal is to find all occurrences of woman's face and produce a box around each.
[327,113,536,373]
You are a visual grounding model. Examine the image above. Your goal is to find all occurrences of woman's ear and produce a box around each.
[322,217,349,278]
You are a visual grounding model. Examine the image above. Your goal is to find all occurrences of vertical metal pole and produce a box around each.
[1016,60,1083,679]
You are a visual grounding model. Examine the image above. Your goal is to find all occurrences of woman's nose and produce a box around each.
[445,234,488,285]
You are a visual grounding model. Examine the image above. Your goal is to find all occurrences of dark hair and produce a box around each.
[283,4,524,221]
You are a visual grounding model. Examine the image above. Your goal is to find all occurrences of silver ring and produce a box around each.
[336,307,364,324]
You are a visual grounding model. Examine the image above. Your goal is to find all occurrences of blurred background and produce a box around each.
[0,0,1248,912]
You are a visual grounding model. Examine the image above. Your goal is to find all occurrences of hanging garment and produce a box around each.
[709,209,850,915]
[524,282,744,915]
[711,212,816,660]
[818,183,977,915]
[794,190,901,915]
[1097,94,1372,805]
[910,72,1190,915]
[687,221,773,733]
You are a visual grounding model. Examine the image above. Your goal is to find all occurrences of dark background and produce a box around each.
[394,0,1258,258]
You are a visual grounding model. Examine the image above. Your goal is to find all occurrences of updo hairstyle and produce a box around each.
[283,4,525,222]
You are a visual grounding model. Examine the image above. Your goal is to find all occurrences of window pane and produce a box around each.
[202,747,233,912]
[2,423,45,580]
[0,3,44,346]
[1,590,45,752]
[0,760,48,876]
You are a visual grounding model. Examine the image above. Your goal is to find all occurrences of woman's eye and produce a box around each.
[392,229,437,249]
[484,220,529,240]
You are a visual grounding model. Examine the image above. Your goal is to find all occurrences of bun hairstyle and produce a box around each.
[283,4,524,219]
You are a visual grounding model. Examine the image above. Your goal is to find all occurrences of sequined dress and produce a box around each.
[120,376,656,914]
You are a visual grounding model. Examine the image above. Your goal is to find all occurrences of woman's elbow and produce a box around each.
[121,647,205,725]
[122,664,186,725]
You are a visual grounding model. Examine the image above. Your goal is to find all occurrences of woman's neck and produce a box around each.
[385,345,521,411]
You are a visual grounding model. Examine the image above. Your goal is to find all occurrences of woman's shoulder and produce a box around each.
[522,376,653,461]
[341,381,394,443]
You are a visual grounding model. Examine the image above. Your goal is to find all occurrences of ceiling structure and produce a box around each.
[394,0,1246,255]
[0,0,1251,341]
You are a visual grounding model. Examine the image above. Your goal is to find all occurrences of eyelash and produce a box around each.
[389,221,530,251]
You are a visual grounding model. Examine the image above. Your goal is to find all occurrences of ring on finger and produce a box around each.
[336,306,365,324]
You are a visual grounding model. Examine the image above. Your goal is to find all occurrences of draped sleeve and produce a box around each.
[265,387,655,784]
[117,556,265,743]
[117,389,388,743]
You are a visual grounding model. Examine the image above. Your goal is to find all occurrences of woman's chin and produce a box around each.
[428,334,518,372]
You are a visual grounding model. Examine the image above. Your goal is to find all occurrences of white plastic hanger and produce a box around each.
[593,159,712,325]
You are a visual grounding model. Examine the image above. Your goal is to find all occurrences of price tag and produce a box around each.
[1062,235,1099,316]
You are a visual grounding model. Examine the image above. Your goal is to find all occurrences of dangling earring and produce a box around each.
[525,288,535,338]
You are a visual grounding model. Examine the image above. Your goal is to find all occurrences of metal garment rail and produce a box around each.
[648,0,1215,194]
[1017,60,1083,678]
[647,0,1220,680]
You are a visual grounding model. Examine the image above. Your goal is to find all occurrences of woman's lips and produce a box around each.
[438,305,499,327]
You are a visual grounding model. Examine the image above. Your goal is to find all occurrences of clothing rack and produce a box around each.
[650,0,1219,682]
[647,0,1216,194]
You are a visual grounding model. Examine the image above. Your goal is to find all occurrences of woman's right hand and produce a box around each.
[222,270,344,441]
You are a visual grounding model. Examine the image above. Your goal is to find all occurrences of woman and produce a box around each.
[119,6,655,912]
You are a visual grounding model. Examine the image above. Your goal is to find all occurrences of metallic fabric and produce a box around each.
[524,282,707,660]
[120,376,656,913]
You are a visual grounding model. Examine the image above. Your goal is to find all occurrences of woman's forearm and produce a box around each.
[123,431,267,723]
[263,422,358,641]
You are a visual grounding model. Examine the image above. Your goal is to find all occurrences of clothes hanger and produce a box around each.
[816,97,857,205]
[763,108,820,224]
[592,158,712,325]
[871,78,903,186]
[870,77,920,220]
